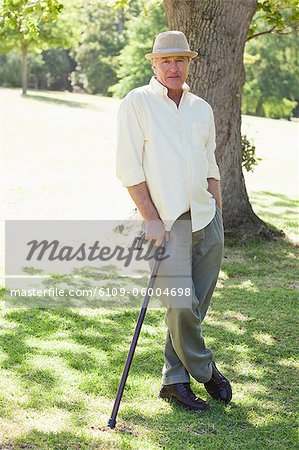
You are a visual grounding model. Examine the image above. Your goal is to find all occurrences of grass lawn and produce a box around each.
[0,88,298,449]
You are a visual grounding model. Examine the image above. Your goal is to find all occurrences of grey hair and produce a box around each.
[151,56,191,66]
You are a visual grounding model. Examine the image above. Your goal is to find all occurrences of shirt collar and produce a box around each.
[149,76,190,97]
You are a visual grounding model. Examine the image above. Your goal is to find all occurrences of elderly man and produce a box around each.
[116,31,232,411]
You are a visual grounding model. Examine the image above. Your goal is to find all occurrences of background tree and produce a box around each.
[70,0,128,95]
[111,0,167,97]
[1,0,297,235]
[0,48,76,90]
[40,49,76,90]
[70,0,156,95]
[0,51,22,87]
[243,33,299,118]
[0,0,76,94]
[248,0,299,39]
[163,0,298,235]
[111,4,299,120]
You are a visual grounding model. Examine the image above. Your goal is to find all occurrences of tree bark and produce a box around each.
[21,41,28,95]
[164,0,272,237]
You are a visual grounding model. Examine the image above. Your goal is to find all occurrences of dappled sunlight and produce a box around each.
[246,404,286,427]
[218,279,259,292]
[252,332,275,346]
[22,408,72,433]
[0,316,18,331]
[249,191,299,242]
[142,323,164,335]
[123,399,172,420]
[233,279,259,292]
[1,408,84,445]
[0,373,84,441]
[0,369,30,405]
[17,354,78,385]
[233,381,268,401]
[26,337,79,351]
[218,269,228,280]
[0,232,297,447]
[278,358,299,369]
[216,310,249,322]
[286,251,298,260]
[231,359,266,380]
[5,262,152,310]
[1,46,298,450]
[206,316,246,336]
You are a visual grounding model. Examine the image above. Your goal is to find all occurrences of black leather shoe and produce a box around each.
[159,382,209,411]
[204,362,232,404]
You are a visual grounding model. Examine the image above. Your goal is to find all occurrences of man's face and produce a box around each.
[152,56,190,91]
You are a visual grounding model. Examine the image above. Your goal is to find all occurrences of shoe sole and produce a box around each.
[159,392,209,411]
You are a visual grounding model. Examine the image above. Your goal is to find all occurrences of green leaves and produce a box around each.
[250,0,299,39]
[111,0,167,97]
[243,32,299,118]
[114,0,130,7]
[0,0,65,49]
[241,135,261,172]
[0,0,79,92]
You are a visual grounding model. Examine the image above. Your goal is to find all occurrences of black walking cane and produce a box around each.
[108,232,165,429]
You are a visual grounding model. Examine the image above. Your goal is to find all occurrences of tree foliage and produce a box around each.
[111,0,167,97]
[110,0,299,121]
[249,0,299,39]
[241,135,261,172]
[0,0,298,119]
[243,33,299,118]
[0,51,22,86]
[244,0,299,119]
[0,0,78,93]
[0,0,65,51]
[68,0,148,95]
[0,48,76,90]
[70,0,128,95]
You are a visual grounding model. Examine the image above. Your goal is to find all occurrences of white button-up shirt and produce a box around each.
[116,77,220,232]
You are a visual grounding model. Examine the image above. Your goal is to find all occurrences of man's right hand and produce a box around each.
[145,219,169,247]
[126,182,170,246]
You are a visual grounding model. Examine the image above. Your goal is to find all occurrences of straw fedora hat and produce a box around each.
[145,30,198,60]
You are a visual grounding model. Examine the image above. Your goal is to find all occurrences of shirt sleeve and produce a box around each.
[116,93,146,187]
[206,108,221,181]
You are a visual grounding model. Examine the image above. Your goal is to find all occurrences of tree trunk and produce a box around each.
[21,41,28,95]
[255,97,264,116]
[164,0,273,237]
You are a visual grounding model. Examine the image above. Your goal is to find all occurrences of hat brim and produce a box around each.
[145,50,198,60]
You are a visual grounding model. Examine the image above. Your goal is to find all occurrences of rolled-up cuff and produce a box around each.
[162,374,190,386]
[207,169,220,181]
[117,168,146,187]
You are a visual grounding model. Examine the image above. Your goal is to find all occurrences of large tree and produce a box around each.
[163,0,298,236]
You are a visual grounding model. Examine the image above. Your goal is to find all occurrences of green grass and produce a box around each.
[249,191,298,241]
[0,230,298,449]
[1,88,298,449]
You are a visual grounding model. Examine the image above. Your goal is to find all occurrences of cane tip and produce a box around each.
[108,418,116,429]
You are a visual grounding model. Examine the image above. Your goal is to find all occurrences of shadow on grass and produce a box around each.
[24,93,100,111]
[7,263,151,309]
[13,430,94,450]
[119,399,297,448]
[250,191,299,233]
[0,236,298,448]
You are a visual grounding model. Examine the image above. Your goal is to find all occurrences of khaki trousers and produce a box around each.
[149,207,224,384]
